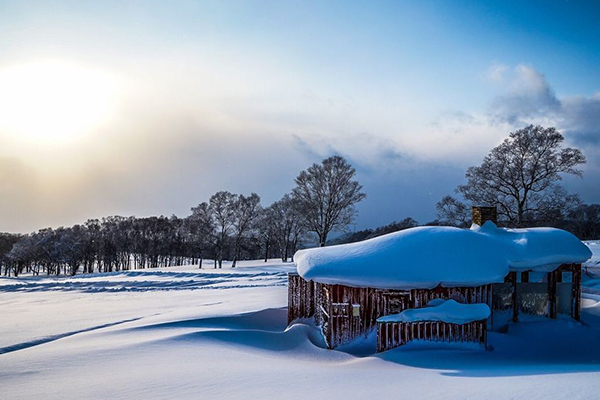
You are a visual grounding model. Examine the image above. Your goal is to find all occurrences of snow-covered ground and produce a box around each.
[2,254,600,399]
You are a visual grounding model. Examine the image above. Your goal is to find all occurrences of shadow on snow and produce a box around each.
[0,317,143,356]
[0,270,288,293]
[135,307,600,377]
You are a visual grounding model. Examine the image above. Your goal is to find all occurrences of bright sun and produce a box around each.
[0,60,117,144]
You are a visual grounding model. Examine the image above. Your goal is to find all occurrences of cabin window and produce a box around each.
[352,303,360,317]
[528,272,545,283]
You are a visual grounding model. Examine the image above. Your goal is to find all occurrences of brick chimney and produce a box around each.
[472,206,497,226]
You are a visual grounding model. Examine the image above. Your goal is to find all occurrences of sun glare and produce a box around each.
[0,60,117,144]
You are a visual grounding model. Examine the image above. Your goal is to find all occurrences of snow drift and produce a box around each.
[377,299,490,324]
[295,222,592,290]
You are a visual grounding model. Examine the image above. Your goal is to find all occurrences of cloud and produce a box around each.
[490,64,561,124]
[561,93,600,145]
[1,56,598,234]
[483,63,508,83]
[292,131,409,173]
[485,64,600,150]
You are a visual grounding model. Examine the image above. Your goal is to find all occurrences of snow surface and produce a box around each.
[1,253,600,399]
[295,222,592,289]
[377,299,490,324]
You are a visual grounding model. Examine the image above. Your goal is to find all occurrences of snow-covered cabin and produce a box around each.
[288,207,592,349]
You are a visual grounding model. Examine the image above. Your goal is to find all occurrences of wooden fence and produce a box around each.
[376,319,487,352]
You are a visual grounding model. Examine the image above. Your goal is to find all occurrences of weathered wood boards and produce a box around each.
[287,273,314,324]
[288,263,582,349]
[288,273,492,349]
[376,320,488,352]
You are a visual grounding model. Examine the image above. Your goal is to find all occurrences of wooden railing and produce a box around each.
[376,319,487,352]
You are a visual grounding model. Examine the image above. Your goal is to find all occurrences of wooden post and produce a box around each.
[521,271,530,283]
[573,264,582,321]
[548,270,557,319]
[506,271,518,322]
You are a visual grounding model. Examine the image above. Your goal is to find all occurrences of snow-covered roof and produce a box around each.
[294,222,592,290]
[376,299,490,324]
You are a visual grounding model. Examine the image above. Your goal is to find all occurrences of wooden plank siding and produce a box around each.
[288,272,492,349]
[287,273,315,324]
[376,319,488,352]
[288,263,582,349]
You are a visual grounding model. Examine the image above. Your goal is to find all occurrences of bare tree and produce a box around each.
[230,193,261,268]
[187,202,214,268]
[270,194,306,261]
[569,204,600,240]
[257,206,277,262]
[209,191,237,268]
[455,125,585,227]
[436,195,471,227]
[293,156,366,246]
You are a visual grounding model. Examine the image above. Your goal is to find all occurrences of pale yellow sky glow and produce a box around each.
[0,60,118,145]
[0,1,598,234]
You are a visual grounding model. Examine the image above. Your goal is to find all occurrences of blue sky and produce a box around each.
[0,0,599,233]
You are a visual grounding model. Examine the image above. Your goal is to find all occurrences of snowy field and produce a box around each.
[2,254,600,399]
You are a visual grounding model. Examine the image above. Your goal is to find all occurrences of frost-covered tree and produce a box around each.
[444,125,585,227]
[0,233,21,276]
[55,226,85,276]
[293,156,366,246]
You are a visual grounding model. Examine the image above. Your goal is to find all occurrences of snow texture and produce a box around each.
[377,299,491,324]
[295,222,592,289]
[2,255,600,399]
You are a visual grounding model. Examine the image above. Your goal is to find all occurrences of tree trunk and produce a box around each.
[319,230,328,247]
[264,240,270,262]
[517,202,524,227]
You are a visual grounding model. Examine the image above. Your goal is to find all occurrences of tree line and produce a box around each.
[2,125,598,277]
[0,156,366,277]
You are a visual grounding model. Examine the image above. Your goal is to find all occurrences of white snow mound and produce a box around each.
[294,222,591,289]
[377,299,490,324]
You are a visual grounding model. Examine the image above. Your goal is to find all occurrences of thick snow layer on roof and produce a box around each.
[472,222,592,271]
[377,299,490,324]
[294,222,592,289]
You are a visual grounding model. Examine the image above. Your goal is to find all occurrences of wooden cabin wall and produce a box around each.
[287,273,314,324]
[324,285,412,348]
[410,285,492,308]
[288,273,492,349]
[288,263,582,349]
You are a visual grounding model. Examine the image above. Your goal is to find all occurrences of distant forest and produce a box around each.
[0,156,366,277]
[2,126,600,277]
